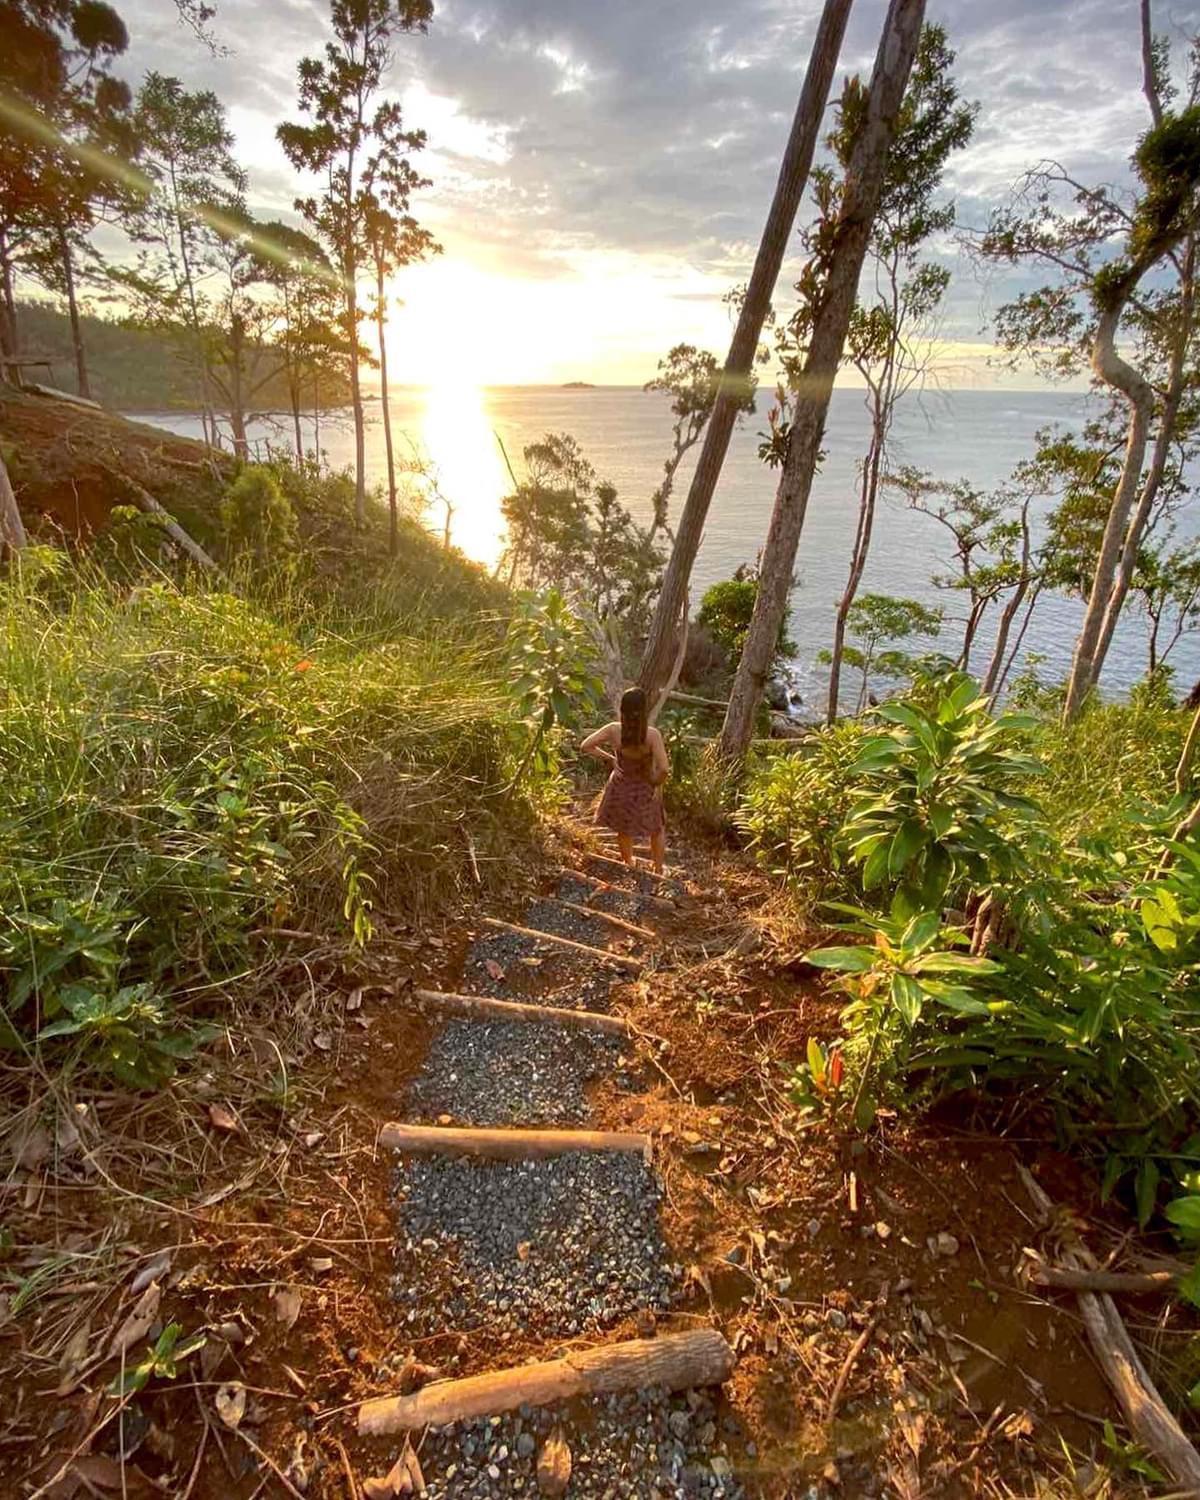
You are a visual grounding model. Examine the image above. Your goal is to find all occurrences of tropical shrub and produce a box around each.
[839,673,1043,911]
[736,722,866,891]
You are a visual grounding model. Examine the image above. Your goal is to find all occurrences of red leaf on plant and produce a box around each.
[829,1050,845,1089]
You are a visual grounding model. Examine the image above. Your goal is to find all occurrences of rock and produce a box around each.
[516,1432,536,1459]
[537,1428,572,1497]
[827,1308,847,1330]
[668,1411,691,1440]
[765,679,790,711]
[933,1231,960,1257]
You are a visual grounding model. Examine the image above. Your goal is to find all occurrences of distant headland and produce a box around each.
[560,380,595,389]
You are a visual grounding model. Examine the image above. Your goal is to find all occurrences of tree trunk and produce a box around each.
[828,414,884,723]
[636,0,854,702]
[0,227,18,376]
[313,368,321,458]
[720,0,927,761]
[1062,302,1154,719]
[1092,238,1194,679]
[228,315,249,460]
[994,580,1042,698]
[0,451,27,553]
[1176,703,1200,795]
[375,261,399,557]
[346,274,366,526]
[57,225,91,401]
[983,578,1029,699]
[290,376,304,460]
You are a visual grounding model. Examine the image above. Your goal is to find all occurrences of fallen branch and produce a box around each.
[824,1305,883,1427]
[1018,1164,1200,1496]
[553,899,657,942]
[1024,1256,1177,1296]
[358,1328,735,1435]
[556,865,679,915]
[580,851,681,892]
[480,915,643,972]
[98,464,220,571]
[413,987,630,1037]
[379,1122,651,1160]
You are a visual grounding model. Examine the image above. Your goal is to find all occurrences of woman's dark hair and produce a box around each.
[619,686,649,748]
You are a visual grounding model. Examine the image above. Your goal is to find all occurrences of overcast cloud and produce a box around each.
[107,0,1200,381]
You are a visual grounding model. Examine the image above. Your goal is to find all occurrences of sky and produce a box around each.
[109,0,1199,387]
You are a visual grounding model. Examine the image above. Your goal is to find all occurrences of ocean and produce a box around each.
[135,385,1199,708]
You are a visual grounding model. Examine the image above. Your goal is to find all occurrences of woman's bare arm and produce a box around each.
[649,726,671,786]
[580,722,618,766]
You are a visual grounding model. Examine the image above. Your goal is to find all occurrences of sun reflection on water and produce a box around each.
[416,381,510,571]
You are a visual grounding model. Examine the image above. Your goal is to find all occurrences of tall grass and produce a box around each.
[0,560,534,1083]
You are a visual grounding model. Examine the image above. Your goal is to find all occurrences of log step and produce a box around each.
[413,987,630,1037]
[481,915,643,973]
[358,1328,735,1435]
[581,850,681,890]
[554,898,657,942]
[379,1122,651,1160]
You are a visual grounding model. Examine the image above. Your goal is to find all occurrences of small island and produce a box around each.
[560,380,595,388]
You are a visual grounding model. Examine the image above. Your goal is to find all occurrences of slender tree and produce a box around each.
[362,142,436,555]
[636,0,854,702]
[823,24,974,722]
[981,4,1200,719]
[258,220,336,458]
[278,0,432,528]
[123,72,246,445]
[720,0,928,760]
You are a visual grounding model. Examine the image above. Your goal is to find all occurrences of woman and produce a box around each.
[581,687,670,873]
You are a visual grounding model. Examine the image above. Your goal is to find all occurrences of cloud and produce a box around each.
[109,0,1192,379]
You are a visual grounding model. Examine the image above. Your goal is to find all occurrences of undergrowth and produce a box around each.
[0,553,536,1086]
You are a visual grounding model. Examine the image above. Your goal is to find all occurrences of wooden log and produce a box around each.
[581,851,680,890]
[1028,1263,1177,1295]
[412,987,629,1037]
[98,465,219,572]
[1018,1166,1200,1496]
[480,916,643,973]
[22,382,102,410]
[555,866,679,915]
[553,899,656,942]
[667,690,729,711]
[379,1123,651,1160]
[358,1328,735,1435]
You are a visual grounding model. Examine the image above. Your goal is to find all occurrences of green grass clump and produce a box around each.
[0,561,532,1085]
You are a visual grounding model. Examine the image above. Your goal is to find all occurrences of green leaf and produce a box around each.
[806,1037,825,1082]
[804,946,874,973]
[1135,1159,1160,1230]
[888,819,926,878]
[862,839,891,891]
[1179,1262,1200,1312]
[1165,1196,1200,1236]
[890,972,924,1026]
[911,952,1001,975]
[900,910,941,952]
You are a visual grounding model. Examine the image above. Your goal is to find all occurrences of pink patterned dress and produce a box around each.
[596,742,665,837]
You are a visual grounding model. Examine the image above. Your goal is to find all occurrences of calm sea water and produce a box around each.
[136,386,1199,707]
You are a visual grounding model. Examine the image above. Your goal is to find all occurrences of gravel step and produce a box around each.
[416,1387,745,1498]
[391,1152,676,1339]
[407,1017,620,1127]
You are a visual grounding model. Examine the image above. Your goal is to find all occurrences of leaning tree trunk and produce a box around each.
[290,374,304,460]
[375,261,400,558]
[1092,238,1195,679]
[58,225,91,401]
[0,452,27,554]
[346,272,367,527]
[636,0,854,702]
[1062,189,1200,720]
[720,0,927,761]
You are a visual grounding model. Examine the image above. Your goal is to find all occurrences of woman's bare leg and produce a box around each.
[650,830,666,875]
[617,833,635,867]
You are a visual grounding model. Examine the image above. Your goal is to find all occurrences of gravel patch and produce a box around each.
[406,1018,619,1126]
[418,1386,746,1498]
[392,1152,676,1338]
[462,925,618,1012]
[556,875,649,925]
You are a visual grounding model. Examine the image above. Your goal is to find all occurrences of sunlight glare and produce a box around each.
[417,378,510,571]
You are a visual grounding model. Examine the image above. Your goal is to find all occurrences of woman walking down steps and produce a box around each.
[582,686,671,874]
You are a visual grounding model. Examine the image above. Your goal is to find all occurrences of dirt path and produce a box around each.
[6,818,1140,1499]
